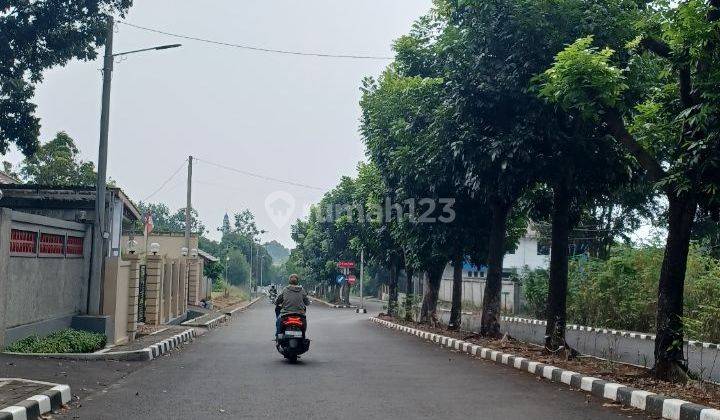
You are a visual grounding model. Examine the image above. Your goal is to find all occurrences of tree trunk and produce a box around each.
[342,282,350,304]
[420,267,443,324]
[448,256,463,330]
[654,193,697,380]
[405,267,415,321]
[480,199,509,338]
[544,182,571,351]
[388,263,399,317]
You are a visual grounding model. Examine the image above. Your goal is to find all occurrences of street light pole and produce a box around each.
[89,15,115,315]
[259,256,263,288]
[88,16,180,315]
[357,248,367,314]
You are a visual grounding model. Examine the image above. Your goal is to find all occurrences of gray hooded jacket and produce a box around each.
[275,284,310,315]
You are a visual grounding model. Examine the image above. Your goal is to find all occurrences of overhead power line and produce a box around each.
[194,157,324,191]
[142,158,188,202]
[118,21,394,60]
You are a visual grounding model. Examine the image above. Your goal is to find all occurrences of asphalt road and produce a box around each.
[44,301,647,419]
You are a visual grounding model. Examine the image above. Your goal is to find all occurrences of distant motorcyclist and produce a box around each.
[274,274,309,334]
[268,284,278,302]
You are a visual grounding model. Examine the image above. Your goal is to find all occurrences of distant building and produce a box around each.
[438,226,550,313]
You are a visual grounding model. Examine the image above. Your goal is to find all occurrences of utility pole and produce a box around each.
[259,255,263,288]
[88,18,180,316]
[357,248,367,313]
[185,156,193,251]
[89,16,115,315]
[249,242,253,288]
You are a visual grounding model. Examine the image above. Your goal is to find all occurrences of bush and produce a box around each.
[520,268,549,318]
[6,329,106,354]
[519,245,720,342]
[212,277,226,293]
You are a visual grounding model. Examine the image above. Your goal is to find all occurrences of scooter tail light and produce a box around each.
[282,316,304,327]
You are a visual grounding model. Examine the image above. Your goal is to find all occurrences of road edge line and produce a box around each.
[369,317,720,420]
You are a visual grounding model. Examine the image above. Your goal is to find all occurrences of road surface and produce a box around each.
[48,301,646,419]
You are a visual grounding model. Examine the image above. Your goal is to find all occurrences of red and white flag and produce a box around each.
[144,212,154,236]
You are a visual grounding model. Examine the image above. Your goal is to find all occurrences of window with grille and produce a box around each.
[10,230,37,254]
[40,233,65,255]
[66,236,84,256]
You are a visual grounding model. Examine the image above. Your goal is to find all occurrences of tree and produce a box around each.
[1,1,132,155]
[537,0,720,379]
[234,209,261,239]
[20,132,96,185]
[264,240,290,265]
[136,202,205,235]
[226,248,251,286]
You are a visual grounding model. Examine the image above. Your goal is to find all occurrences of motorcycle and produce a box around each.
[275,311,310,363]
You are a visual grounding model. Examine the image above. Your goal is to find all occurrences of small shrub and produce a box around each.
[520,268,549,318]
[6,329,106,354]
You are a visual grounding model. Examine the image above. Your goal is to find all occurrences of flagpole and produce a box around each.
[143,212,150,260]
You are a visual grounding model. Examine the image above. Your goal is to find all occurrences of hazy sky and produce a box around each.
[3,0,433,248]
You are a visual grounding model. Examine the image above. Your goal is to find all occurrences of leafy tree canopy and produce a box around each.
[1,0,133,155]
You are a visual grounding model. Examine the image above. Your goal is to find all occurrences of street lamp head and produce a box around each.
[150,243,160,255]
[181,246,189,257]
[127,237,138,254]
[155,43,182,50]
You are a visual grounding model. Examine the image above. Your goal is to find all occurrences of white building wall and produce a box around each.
[504,235,550,272]
[437,228,549,312]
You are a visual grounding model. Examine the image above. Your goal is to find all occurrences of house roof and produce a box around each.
[0,184,141,221]
[198,249,219,263]
[0,170,19,184]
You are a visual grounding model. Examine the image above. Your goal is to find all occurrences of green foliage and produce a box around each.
[0,1,133,155]
[521,246,720,342]
[6,329,106,354]
[263,240,290,265]
[537,37,627,120]
[135,203,206,235]
[19,132,97,186]
[226,248,251,286]
[520,268,549,319]
[212,277,225,293]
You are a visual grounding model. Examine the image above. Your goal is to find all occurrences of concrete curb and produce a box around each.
[2,329,196,362]
[501,316,720,350]
[370,317,720,420]
[310,297,357,309]
[144,329,196,360]
[223,296,262,317]
[0,379,71,420]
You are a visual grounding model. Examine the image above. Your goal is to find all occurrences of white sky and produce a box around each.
[2,0,433,248]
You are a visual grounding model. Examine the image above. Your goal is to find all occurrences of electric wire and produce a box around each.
[193,157,324,191]
[142,158,188,202]
[118,21,394,60]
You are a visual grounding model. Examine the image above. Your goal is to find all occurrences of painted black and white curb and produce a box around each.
[371,317,720,420]
[0,379,70,420]
[309,297,356,309]
[144,329,196,360]
[501,316,720,350]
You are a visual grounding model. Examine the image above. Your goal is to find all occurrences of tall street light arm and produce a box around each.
[113,43,182,57]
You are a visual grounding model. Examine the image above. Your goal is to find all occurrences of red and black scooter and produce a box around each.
[275,310,310,363]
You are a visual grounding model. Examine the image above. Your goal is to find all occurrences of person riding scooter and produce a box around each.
[268,284,278,303]
[274,274,309,335]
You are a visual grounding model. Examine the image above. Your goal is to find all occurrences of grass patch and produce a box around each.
[6,328,107,354]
